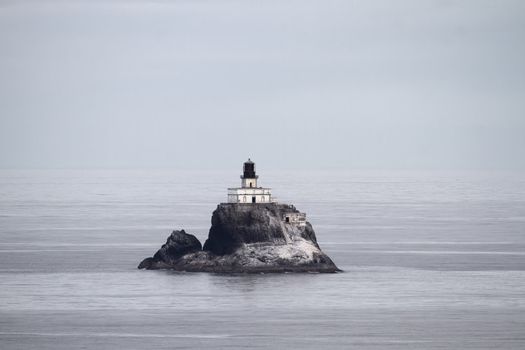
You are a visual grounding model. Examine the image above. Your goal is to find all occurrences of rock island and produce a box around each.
[138,159,340,273]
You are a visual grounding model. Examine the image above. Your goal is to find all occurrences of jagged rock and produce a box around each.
[203,203,317,254]
[138,203,339,273]
[155,229,202,261]
[138,230,202,268]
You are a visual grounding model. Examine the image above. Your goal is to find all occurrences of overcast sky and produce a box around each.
[0,0,524,170]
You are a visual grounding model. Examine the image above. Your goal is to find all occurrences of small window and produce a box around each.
[285,217,290,223]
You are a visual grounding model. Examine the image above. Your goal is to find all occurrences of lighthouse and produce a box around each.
[227,159,272,204]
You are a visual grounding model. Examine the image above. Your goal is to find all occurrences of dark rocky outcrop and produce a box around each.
[138,230,201,269]
[153,230,202,262]
[139,203,339,273]
[203,203,318,254]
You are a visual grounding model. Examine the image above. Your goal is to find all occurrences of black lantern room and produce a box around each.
[241,159,258,179]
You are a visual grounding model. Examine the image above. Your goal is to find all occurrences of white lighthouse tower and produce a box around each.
[227,159,272,204]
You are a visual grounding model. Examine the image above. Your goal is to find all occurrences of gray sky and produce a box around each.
[1,0,524,170]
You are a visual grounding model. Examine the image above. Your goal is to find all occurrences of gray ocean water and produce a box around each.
[1,169,524,349]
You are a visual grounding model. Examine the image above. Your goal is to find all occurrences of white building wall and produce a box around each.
[241,178,258,188]
[227,187,272,203]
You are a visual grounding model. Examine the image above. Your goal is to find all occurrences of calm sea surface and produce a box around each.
[1,169,524,349]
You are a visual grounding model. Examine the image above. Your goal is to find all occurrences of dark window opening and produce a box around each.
[285,217,290,223]
[252,196,256,203]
